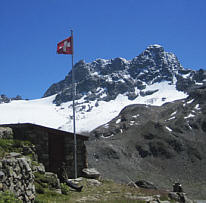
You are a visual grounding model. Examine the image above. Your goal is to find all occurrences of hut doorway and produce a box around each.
[48,134,65,174]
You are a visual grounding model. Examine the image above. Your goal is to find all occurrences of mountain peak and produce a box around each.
[44,45,206,107]
[146,44,163,50]
[142,44,164,57]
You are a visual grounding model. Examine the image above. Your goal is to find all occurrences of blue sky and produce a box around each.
[0,0,206,99]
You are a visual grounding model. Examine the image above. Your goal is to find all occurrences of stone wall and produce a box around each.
[23,127,50,170]
[0,153,35,202]
[0,126,62,202]
[64,136,88,178]
[5,124,50,170]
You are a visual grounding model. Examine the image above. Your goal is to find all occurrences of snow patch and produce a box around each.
[187,99,194,104]
[184,114,195,119]
[91,71,99,76]
[165,126,172,132]
[181,73,191,79]
[102,134,114,139]
[132,114,140,118]
[196,82,203,85]
[171,111,177,116]
[118,57,130,64]
[116,119,121,124]
[167,116,176,121]
[187,122,192,130]
[130,121,135,125]
[147,44,162,49]
[194,104,200,110]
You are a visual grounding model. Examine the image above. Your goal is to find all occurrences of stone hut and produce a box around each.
[0,123,88,179]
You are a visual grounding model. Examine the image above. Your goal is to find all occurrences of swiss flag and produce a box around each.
[57,36,73,54]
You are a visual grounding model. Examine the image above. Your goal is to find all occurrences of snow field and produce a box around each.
[0,81,187,133]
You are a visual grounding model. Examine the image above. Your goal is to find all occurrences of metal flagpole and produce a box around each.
[71,30,77,179]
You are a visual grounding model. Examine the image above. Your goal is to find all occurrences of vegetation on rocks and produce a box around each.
[0,191,21,203]
[0,138,32,158]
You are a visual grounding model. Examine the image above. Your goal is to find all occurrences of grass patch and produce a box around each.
[0,139,32,158]
[34,177,171,202]
[34,172,71,202]
[60,183,70,195]
[34,172,60,189]
[35,189,70,203]
[0,191,21,203]
[94,200,146,203]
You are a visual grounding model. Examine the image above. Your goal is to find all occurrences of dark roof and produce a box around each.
[0,123,89,140]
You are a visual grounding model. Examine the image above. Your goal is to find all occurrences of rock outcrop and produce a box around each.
[0,94,22,104]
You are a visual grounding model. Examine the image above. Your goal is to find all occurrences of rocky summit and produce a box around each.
[44,44,206,105]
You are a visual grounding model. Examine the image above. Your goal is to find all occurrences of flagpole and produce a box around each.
[71,30,77,179]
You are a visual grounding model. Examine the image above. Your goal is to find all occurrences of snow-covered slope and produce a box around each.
[0,95,66,129]
[59,81,187,132]
[0,81,187,133]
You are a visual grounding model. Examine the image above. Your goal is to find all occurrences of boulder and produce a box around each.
[68,177,83,185]
[87,179,101,186]
[8,152,22,158]
[127,181,139,188]
[45,172,61,189]
[169,192,193,203]
[0,127,13,139]
[168,192,181,201]
[0,171,5,181]
[173,182,183,192]
[82,168,100,179]
[135,180,157,190]
[32,162,45,174]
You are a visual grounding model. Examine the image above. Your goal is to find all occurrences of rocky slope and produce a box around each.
[1,128,190,203]
[86,86,206,199]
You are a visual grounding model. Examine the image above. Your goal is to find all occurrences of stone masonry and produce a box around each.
[0,153,35,202]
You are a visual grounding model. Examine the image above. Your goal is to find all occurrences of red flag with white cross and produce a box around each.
[57,36,73,54]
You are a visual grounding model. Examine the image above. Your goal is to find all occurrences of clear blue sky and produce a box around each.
[0,0,206,99]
